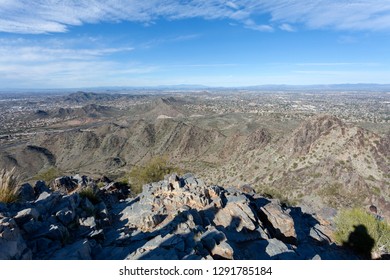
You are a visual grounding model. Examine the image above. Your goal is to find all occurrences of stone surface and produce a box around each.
[0,217,32,259]
[258,203,297,244]
[0,173,361,260]
[17,183,35,202]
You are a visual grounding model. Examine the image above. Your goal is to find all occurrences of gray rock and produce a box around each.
[127,247,179,260]
[79,216,96,228]
[22,219,43,234]
[17,183,35,202]
[210,240,234,259]
[34,180,51,197]
[309,224,332,244]
[51,239,93,260]
[0,202,7,212]
[214,203,256,232]
[0,217,32,260]
[265,238,294,258]
[56,208,75,226]
[52,176,78,194]
[32,223,69,241]
[35,191,51,202]
[259,202,297,244]
[14,208,40,225]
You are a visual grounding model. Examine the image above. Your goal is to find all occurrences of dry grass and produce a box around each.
[0,168,20,203]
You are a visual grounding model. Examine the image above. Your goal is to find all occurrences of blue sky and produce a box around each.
[1,0,390,88]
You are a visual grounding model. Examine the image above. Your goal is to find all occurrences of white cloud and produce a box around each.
[0,38,154,88]
[279,23,295,32]
[2,1,388,34]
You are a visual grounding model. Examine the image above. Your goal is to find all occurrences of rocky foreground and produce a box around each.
[0,173,359,260]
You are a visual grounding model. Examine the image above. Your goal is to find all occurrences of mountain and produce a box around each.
[1,110,389,222]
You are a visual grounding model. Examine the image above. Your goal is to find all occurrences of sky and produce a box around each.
[1,0,390,88]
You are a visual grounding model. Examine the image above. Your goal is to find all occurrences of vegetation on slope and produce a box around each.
[128,156,183,194]
[334,208,390,258]
[0,168,20,203]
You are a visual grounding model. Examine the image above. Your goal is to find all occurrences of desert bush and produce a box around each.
[334,208,390,258]
[129,156,182,194]
[79,187,100,204]
[32,167,60,184]
[0,168,20,203]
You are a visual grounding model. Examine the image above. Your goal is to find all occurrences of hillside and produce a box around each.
[1,112,389,222]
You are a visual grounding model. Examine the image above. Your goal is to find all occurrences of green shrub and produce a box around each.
[129,156,182,194]
[334,208,390,258]
[0,168,19,203]
[79,187,100,204]
[32,167,60,184]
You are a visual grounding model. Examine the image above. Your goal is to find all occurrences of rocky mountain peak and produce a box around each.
[0,173,359,260]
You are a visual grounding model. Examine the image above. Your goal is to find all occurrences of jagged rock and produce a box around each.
[56,208,75,225]
[14,208,40,225]
[0,173,362,260]
[31,222,69,241]
[52,176,78,194]
[258,202,297,244]
[309,224,332,244]
[210,240,234,260]
[34,192,62,216]
[79,216,96,228]
[0,217,32,259]
[0,202,7,212]
[265,238,296,259]
[51,239,93,260]
[214,202,256,231]
[34,180,51,197]
[17,183,35,202]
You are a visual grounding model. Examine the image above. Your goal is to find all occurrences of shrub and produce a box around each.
[129,156,182,194]
[79,187,100,204]
[0,168,20,203]
[32,167,60,184]
[334,208,390,258]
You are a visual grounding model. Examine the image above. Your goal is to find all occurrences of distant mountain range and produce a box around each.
[2,83,390,94]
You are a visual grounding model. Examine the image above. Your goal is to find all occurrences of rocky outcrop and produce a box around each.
[0,174,359,260]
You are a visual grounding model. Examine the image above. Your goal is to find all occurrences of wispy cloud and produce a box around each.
[2,1,389,34]
[0,38,155,88]
[295,62,381,67]
[279,23,295,32]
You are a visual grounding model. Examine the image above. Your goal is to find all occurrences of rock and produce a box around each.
[14,208,40,225]
[51,239,93,260]
[0,173,362,260]
[0,217,32,259]
[309,224,332,244]
[52,176,78,194]
[210,240,234,259]
[31,223,69,241]
[17,183,35,202]
[214,202,256,232]
[35,191,51,202]
[0,202,7,212]
[258,202,297,244]
[168,173,182,190]
[79,216,96,228]
[34,192,62,216]
[34,180,51,197]
[56,208,75,226]
[265,238,296,259]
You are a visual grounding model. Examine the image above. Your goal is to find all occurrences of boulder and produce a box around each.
[258,202,297,244]
[51,239,93,260]
[34,180,51,197]
[52,176,78,194]
[14,208,40,225]
[0,217,32,259]
[17,183,35,202]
